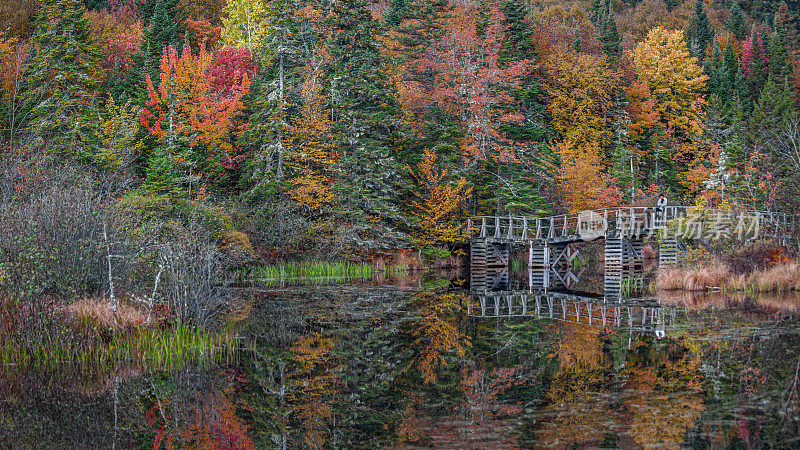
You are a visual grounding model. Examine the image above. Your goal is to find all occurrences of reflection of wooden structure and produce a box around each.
[468,207,796,296]
[468,290,680,337]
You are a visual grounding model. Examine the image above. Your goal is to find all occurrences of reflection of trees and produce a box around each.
[624,337,705,449]
[535,322,615,447]
[140,370,254,449]
[287,333,339,450]
[687,322,800,447]
[405,292,471,383]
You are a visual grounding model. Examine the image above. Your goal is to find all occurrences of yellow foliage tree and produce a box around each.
[407,148,472,247]
[632,27,708,149]
[554,140,608,212]
[287,56,336,210]
[541,48,620,148]
[220,0,270,49]
[97,97,144,172]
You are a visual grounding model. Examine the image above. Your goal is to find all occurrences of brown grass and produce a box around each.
[67,297,146,329]
[658,262,800,293]
[658,264,731,291]
[751,263,800,292]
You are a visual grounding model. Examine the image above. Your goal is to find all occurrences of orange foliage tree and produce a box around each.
[286,55,336,210]
[404,3,532,163]
[553,140,609,212]
[140,43,250,186]
[406,292,471,384]
[407,148,472,248]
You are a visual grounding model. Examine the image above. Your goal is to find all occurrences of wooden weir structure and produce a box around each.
[468,206,797,296]
[467,290,678,338]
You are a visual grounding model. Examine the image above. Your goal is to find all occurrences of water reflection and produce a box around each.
[1,283,799,448]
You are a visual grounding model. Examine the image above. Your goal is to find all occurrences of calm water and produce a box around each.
[2,277,800,448]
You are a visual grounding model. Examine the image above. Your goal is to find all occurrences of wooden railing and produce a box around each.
[467,207,797,243]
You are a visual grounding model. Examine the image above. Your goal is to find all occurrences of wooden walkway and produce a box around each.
[468,206,797,296]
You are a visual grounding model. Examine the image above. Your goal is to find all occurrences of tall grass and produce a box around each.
[0,324,239,372]
[657,262,800,293]
[252,260,405,286]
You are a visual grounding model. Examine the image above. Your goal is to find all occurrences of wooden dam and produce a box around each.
[468,206,797,296]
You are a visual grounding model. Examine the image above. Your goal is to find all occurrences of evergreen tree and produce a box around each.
[723,38,738,81]
[705,42,733,102]
[327,0,406,246]
[125,0,186,100]
[767,28,791,79]
[572,26,582,53]
[475,0,491,39]
[393,0,451,60]
[599,9,622,61]
[726,2,749,40]
[500,0,535,64]
[143,149,182,196]
[23,0,100,157]
[774,2,799,59]
[688,0,712,57]
[751,75,795,132]
[245,0,301,189]
[385,0,406,27]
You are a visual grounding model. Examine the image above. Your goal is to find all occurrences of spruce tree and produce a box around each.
[327,0,406,245]
[599,10,622,61]
[393,0,451,60]
[124,0,186,100]
[475,0,491,39]
[767,29,791,79]
[688,0,712,57]
[751,75,794,132]
[726,2,749,40]
[385,0,406,27]
[23,0,100,157]
[500,0,535,64]
[572,27,582,53]
[492,0,550,214]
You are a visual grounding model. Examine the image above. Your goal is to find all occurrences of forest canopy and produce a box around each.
[1,0,799,258]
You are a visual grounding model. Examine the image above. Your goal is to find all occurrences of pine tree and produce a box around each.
[499,0,535,64]
[572,27,582,53]
[385,0,406,27]
[393,0,451,60]
[599,9,622,61]
[126,0,186,100]
[726,2,749,40]
[327,0,406,245]
[23,0,100,157]
[688,0,712,57]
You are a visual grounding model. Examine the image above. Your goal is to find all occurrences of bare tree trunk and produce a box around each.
[103,221,117,321]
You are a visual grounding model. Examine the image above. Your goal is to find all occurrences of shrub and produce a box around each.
[724,240,790,275]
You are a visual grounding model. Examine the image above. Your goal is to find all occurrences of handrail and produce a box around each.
[467,206,798,242]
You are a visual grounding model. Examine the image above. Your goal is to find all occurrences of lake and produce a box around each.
[1,272,799,448]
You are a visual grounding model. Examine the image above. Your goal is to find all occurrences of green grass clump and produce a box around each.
[0,324,239,372]
[252,261,405,287]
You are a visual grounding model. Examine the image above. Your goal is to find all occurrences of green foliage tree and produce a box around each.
[23,0,100,158]
[327,0,407,247]
[726,2,749,40]
[127,0,186,99]
[687,0,712,57]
